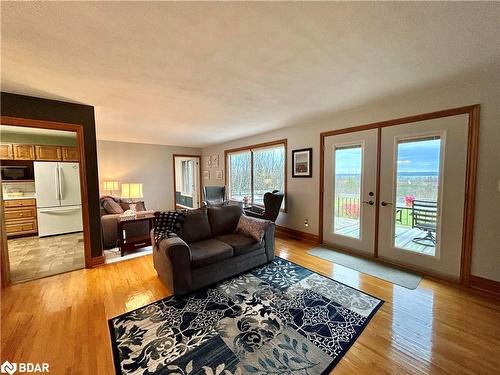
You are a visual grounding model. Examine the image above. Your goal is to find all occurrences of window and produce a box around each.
[226,140,286,209]
[181,160,194,196]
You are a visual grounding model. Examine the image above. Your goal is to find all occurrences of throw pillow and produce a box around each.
[102,198,124,214]
[153,211,185,246]
[235,214,270,242]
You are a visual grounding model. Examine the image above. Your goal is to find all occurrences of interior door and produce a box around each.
[377,114,468,279]
[58,162,82,206]
[174,156,200,209]
[323,129,378,255]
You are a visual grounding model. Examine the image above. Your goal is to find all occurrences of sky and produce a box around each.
[335,139,441,174]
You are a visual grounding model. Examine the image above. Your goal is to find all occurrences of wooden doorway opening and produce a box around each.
[1,116,92,287]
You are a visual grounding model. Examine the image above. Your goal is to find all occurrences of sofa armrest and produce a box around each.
[263,222,276,262]
[151,230,193,294]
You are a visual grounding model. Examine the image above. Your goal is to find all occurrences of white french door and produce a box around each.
[377,115,468,279]
[323,129,378,255]
[322,114,469,279]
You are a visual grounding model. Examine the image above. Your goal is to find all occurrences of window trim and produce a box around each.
[224,139,288,212]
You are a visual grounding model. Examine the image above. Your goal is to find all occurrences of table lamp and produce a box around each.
[103,181,119,195]
[121,183,143,212]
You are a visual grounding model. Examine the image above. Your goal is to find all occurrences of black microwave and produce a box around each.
[0,161,35,181]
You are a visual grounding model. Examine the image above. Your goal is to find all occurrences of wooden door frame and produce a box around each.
[319,104,480,285]
[0,116,93,287]
[172,154,202,209]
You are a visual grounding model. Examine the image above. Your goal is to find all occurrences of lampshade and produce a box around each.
[121,183,143,199]
[103,181,119,191]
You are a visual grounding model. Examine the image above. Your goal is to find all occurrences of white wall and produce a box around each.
[202,71,500,282]
[97,141,200,211]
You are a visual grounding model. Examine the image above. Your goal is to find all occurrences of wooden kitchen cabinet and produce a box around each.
[12,144,35,160]
[35,145,62,161]
[4,198,38,237]
[0,143,14,159]
[61,147,79,161]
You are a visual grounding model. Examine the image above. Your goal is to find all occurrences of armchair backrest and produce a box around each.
[203,186,226,206]
[411,200,437,231]
[262,190,284,222]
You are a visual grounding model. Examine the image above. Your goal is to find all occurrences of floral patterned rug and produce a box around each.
[108,257,383,375]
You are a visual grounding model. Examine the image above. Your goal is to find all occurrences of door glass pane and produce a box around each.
[333,145,362,238]
[229,151,251,202]
[252,146,285,206]
[394,136,441,255]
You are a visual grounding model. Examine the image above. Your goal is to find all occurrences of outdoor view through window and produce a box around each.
[394,136,441,255]
[334,145,363,238]
[333,137,441,256]
[229,144,285,206]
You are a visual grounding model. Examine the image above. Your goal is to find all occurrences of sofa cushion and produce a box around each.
[190,239,233,268]
[180,208,212,244]
[102,198,124,214]
[208,204,242,237]
[217,233,263,256]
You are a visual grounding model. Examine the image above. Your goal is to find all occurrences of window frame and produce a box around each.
[225,139,287,212]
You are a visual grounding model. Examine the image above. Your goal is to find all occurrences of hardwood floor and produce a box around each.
[1,236,499,374]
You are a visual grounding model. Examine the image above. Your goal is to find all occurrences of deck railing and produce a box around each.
[335,196,413,226]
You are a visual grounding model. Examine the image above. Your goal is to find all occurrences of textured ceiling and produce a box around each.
[1,2,499,147]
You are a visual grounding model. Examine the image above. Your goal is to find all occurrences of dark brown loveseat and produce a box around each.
[99,196,150,248]
[152,205,275,295]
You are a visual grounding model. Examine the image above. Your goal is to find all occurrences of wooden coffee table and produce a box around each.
[117,214,155,256]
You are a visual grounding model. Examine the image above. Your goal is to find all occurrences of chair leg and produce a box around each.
[412,230,436,246]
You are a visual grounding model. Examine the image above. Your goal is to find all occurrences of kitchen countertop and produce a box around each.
[3,195,36,200]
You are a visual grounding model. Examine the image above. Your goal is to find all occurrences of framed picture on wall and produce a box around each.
[215,170,223,180]
[212,154,219,168]
[205,156,212,168]
[203,170,210,180]
[292,148,312,177]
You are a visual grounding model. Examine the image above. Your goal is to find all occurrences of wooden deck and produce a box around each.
[335,217,435,255]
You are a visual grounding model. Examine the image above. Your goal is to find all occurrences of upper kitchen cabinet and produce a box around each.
[61,147,79,161]
[0,143,14,159]
[35,145,62,161]
[12,144,35,160]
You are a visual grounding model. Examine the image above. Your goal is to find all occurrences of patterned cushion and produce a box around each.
[154,211,184,245]
[235,215,270,242]
[102,198,124,214]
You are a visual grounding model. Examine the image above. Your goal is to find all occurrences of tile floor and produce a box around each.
[7,232,85,283]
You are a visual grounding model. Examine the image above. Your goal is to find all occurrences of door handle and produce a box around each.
[381,201,393,206]
[58,165,63,200]
[362,200,374,205]
[55,166,60,200]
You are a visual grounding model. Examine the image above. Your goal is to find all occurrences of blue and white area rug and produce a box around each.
[109,257,383,375]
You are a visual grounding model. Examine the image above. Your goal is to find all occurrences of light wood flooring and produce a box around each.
[7,232,85,283]
[1,236,499,374]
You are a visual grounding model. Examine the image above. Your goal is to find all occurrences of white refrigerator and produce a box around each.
[34,161,83,237]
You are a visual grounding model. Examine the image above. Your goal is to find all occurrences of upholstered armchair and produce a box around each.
[202,186,226,207]
[245,190,284,222]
